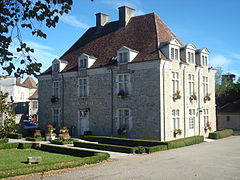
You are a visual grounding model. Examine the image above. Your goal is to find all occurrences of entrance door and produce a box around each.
[189,109,195,136]
[78,110,89,136]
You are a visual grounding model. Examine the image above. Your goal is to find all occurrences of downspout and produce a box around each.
[162,61,166,141]
[183,66,186,137]
[61,73,65,128]
[110,67,114,136]
[198,69,201,135]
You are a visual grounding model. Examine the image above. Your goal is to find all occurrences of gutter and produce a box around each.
[198,69,201,135]
[61,73,65,127]
[109,67,114,136]
[162,61,166,141]
[183,66,186,137]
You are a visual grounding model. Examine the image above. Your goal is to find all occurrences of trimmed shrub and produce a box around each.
[0,138,9,144]
[166,136,204,149]
[17,143,40,149]
[208,129,234,139]
[25,137,44,141]
[145,145,168,153]
[80,136,167,147]
[41,144,100,157]
[7,133,22,139]
[0,143,19,149]
[50,139,73,145]
[74,141,141,154]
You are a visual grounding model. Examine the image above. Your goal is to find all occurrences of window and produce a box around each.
[172,72,179,94]
[52,63,59,72]
[203,109,209,126]
[226,116,230,122]
[117,108,131,129]
[117,74,130,95]
[32,101,38,108]
[172,109,180,130]
[189,109,195,129]
[119,52,128,63]
[79,59,87,68]
[188,74,195,96]
[79,110,88,118]
[202,55,208,66]
[187,52,194,64]
[20,92,25,100]
[78,78,88,97]
[203,76,208,96]
[170,47,178,60]
[52,81,60,98]
[52,108,60,127]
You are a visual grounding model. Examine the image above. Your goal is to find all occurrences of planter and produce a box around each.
[45,135,56,141]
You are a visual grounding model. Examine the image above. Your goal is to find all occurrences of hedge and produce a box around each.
[145,145,168,153]
[7,133,22,139]
[50,139,73,145]
[0,138,9,144]
[80,136,167,147]
[0,143,19,149]
[166,136,204,149]
[208,129,234,139]
[41,144,105,157]
[74,141,143,154]
[0,142,39,150]
[25,137,44,141]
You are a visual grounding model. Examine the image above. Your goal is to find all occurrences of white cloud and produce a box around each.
[100,0,145,15]
[231,53,240,60]
[60,14,89,29]
[209,54,232,67]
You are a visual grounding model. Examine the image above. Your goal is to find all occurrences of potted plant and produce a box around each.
[204,121,212,132]
[51,96,59,103]
[33,129,42,139]
[45,124,56,141]
[58,126,71,140]
[117,90,128,99]
[118,126,127,135]
[174,129,182,137]
[173,90,181,101]
[189,92,197,101]
[204,93,211,101]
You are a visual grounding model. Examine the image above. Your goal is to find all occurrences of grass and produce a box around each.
[0,149,109,178]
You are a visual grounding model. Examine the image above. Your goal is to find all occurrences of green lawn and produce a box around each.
[0,149,106,178]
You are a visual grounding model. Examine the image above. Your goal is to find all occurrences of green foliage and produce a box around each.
[145,145,168,153]
[25,137,44,141]
[0,92,17,138]
[17,142,40,149]
[0,142,19,149]
[166,136,204,149]
[0,138,8,144]
[208,129,234,139]
[50,139,73,145]
[7,133,22,139]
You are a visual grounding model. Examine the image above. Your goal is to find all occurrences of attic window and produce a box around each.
[187,52,194,64]
[79,59,87,68]
[202,55,208,66]
[119,52,128,63]
[52,63,59,72]
[170,47,179,60]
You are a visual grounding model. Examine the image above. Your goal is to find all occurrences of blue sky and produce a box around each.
[9,0,240,80]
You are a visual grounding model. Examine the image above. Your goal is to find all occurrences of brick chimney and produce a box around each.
[96,12,110,27]
[118,6,135,27]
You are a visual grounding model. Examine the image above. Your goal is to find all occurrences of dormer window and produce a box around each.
[78,53,97,69]
[195,48,209,67]
[117,46,138,64]
[187,52,195,64]
[170,47,179,60]
[52,63,59,72]
[202,55,208,66]
[51,58,68,73]
[79,58,87,69]
[160,39,181,61]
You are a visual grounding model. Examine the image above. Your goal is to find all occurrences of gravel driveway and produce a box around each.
[24,136,240,180]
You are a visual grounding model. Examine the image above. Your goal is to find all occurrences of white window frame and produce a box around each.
[189,109,195,129]
[52,81,60,98]
[203,76,209,96]
[170,47,179,60]
[78,77,89,98]
[172,71,179,95]
[79,58,87,69]
[116,74,131,95]
[117,108,131,129]
[118,52,129,63]
[52,108,60,127]
[187,51,194,64]
[172,109,180,130]
[188,74,195,96]
[202,55,208,66]
[52,63,60,72]
[203,109,209,126]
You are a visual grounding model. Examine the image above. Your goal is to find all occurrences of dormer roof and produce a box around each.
[196,48,210,54]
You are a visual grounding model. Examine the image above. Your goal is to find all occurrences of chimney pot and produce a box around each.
[118,6,135,27]
[96,12,110,27]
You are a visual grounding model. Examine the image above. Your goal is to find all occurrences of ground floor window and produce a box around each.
[203,109,209,126]
[189,109,195,129]
[117,108,131,130]
[52,108,60,127]
[172,109,180,130]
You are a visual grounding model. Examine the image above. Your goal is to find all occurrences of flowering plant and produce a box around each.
[190,92,197,101]
[204,121,212,131]
[173,90,181,101]
[117,90,128,98]
[174,129,182,136]
[204,93,211,101]
[59,126,70,140]
[34,129,42,138]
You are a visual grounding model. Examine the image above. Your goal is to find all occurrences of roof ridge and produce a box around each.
[153,13,161,60]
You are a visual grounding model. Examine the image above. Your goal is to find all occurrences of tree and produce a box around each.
[0,0,74,77]
[0,91,17,138]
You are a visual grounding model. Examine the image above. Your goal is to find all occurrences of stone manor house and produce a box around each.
[38,6,216,141]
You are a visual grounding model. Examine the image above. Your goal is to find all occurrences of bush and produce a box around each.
[0,138,9,144]
[74,141,142,154]
[50,139,73,145]
[0,143,19,149]
[80,136,167,147]
[166,136,204,149]
[41,144,101,157]
[25,137,44,141]
[145,145,168,153]
[208,129,234,139]
[18,143,40,149]
[7,133,22,139]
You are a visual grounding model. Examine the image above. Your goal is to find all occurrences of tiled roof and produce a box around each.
[42,13,183,74]
[218,99,240,113]
[21,77,37,89]
[29,90,38,100]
